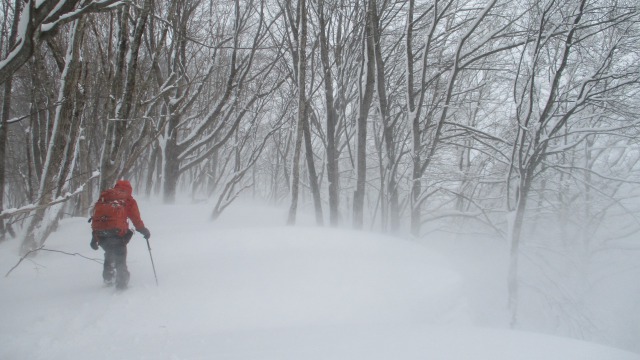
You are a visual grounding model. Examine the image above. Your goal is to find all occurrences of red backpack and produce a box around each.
[91,188,129,234]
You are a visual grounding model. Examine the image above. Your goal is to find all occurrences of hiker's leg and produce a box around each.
[101,244,115,284]
[114,242,129,289]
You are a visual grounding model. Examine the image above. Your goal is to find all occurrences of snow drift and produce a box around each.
[1,202,637,360]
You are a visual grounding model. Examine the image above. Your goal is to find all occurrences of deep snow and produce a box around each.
[1,201,638,360]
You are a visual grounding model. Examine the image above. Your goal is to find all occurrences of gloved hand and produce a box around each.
[138,227,151,240]
[90,237,99,250]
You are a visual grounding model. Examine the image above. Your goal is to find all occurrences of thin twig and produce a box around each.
[5,246,102,278]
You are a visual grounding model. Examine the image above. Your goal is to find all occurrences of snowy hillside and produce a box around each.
[1,202,638,360]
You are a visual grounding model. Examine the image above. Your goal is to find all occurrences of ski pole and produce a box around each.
[145,237,159,286]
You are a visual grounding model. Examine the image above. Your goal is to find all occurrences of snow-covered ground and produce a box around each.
[1,201,638,360]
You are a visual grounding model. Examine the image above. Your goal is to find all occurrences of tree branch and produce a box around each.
[5,246,103,278]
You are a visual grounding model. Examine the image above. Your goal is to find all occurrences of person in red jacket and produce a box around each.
[90,180,151,289]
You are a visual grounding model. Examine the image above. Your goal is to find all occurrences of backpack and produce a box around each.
[91,188,129,234]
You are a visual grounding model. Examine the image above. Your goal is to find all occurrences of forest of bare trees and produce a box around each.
[1,0,639,351]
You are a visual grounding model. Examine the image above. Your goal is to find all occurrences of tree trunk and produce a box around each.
[99,5,128,191]
[163,113,181,203]
[100,0,152,190]
[318,0,339,226]
[0,0,22,241]
[21,18,86,254]
[302,105,324,225]
[406,0,422,237]
[507,175,531,327]
[353,0,376,229]
[287,0,307,225]
[297,0,322,225]
[370,1,399,233]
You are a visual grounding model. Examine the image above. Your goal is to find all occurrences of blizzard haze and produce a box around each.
[1,201,638,360]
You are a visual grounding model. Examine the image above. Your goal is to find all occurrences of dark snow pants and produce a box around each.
[95,230,133,289]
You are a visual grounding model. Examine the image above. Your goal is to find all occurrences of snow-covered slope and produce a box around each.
[1,202,638,360]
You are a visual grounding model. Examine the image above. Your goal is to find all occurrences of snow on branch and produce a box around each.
[40,0,123,33]
[0,0,124,85]
[0,171,99,221]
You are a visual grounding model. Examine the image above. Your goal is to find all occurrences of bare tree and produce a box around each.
[316,0,339,226]
[156,0,283,204]
[352,0,376,229]
[311,0,362,226]
[287,0,308,225]
[20,17,88,254]
[369,0,407,233]
[0,0,21,241]
[505,0,640,325]
[212,120,282,220]
[405,0,514,236]
[0,0,122,86]
[99,0,153,190]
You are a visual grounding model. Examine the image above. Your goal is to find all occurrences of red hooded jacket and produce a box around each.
[92,180,146,236]
[113,180,146,232]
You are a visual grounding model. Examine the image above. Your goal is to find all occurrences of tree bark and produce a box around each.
[287,0,307,225]
[21,18,87,254]
[318,0,339,226]
[302,106,324,225]
[353,0,376,229]
[0,0,22,241]
[0,0,122,86]
[298,0,323,226]
[100,0,152,191]
[370,1,399,233]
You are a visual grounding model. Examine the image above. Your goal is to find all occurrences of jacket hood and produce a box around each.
[114,180,133,196]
